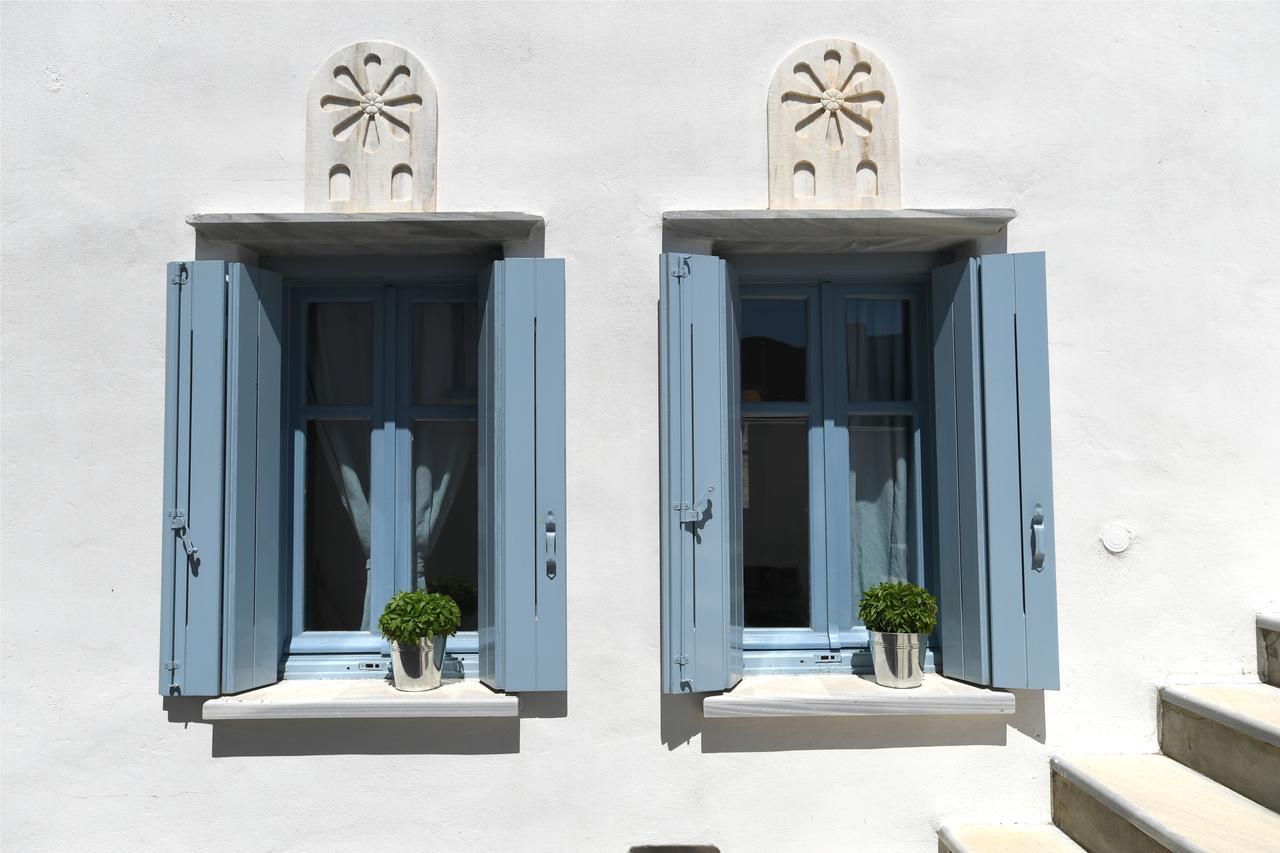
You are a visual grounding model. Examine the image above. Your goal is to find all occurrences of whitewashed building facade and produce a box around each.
[3,3,1278,851]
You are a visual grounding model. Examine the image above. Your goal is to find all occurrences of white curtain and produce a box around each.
[309,304,375,630]
[845,300,909,401]
[412,421,474,586]
[849,419,910,597]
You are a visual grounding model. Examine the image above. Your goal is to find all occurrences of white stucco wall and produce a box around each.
[3,3,1278,850]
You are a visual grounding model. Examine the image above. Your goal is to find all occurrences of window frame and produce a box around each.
[731,252,940,674]
[284,280,481,671]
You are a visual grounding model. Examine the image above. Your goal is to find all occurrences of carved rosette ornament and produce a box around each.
[305,41,438,212]
[767,39,900,210]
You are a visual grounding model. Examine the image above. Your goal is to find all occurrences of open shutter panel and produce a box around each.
[931,252,1059,690]
[478,258,567,692]
[159,261,286,696]
[222,264,287,694]
[660,253,744,694]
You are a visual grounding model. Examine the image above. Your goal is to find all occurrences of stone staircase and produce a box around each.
[939,615,1280,852]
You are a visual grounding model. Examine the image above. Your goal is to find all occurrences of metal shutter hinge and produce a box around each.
[670,255,691,285]
[170,263,188,288]
[163,659,180,672]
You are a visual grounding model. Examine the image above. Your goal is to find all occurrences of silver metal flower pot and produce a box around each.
[869,631,925,688]
[390,636,446,691]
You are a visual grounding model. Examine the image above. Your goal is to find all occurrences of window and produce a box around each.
[160,258,566,697]
[739,285,926,662]
[660,251,1059,694]
[287,287,481,672]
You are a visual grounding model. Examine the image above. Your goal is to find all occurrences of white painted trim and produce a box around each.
[202,678,518,720]
[1257,613,1280,633]
[701,673,1014,718]
[1050,755,1280,851]
[1160,684,1280,749]
[938,824,1083,853]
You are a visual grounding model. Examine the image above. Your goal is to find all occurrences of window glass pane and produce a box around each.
[304,420,372,631]
[412,421,479,631]
[848,416,912,613]
[743,419,810,627]
[741,299,807,402]
[307,302,374,405]
[846,299,910,401]
[413,302,479,405]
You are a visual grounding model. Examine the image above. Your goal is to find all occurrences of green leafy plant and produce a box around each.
[857,581,938,635]
[425,577,477,622]
[378,590,461,647]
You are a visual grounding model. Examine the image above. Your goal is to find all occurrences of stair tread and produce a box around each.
[1162,683,1280,747]
[940,824,1083,852]
[1052,754,1280,852]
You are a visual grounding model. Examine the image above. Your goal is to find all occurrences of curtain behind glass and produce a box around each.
[848,416,911,600]
[845,300,909,401]
[307,303,375,630]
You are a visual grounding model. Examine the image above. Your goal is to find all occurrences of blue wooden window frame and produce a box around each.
[285,282,480,672]
[732,253,937,673]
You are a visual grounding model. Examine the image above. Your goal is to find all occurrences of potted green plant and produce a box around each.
[378,590,461,692]
[858,581,938,689]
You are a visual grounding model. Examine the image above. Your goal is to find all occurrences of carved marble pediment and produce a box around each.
[305,41,438,212]
[767,39,900,210]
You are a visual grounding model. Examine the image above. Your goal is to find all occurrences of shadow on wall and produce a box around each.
[659,688,1047,752]
[162,690,567,757]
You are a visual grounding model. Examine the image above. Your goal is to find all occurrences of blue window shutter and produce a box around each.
[478,259,567,692]
[160,261,286,696]
[222,264,287,694]
[930,252,1059,690]
[660,253,744,694]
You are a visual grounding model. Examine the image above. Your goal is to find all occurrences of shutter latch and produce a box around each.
[168,510,198,558]
[675,486,714,526]
[170,262,188,288]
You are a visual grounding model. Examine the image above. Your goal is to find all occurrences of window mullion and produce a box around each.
[805,286,829,646]
[819,283,849,651]
[391,285,414,609]
[367,285,397,641]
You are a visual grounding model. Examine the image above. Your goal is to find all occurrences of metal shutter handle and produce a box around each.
[1030,504,1046,572]
[545,511,558,579]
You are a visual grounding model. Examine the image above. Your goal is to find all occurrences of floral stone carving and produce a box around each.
[767,39,900,210]
[305,41,438,212]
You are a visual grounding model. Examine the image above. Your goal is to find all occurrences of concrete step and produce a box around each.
[1051,754,1280,852]
[1160,683,1280,811]
[1260,615,1280,687]
[938,824,1083,852]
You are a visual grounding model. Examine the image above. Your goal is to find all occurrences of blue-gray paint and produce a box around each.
[161,261,287,696]
[222,264,286,694]
[930,252,1059,689]
[478,259,567,692]
[1012,252,1059,689]
[160,261,229,696]
[660,253,744,694]
[931,258,990,685]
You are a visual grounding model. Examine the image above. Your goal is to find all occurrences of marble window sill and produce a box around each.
[202,678,518,720]
[701,673,1015,718]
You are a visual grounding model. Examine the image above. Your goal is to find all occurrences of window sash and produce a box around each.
[740,280,929,654]
[287,284,480,660]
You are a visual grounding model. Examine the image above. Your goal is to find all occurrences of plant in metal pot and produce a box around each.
[378,590,461,692]
[858,581,938,689]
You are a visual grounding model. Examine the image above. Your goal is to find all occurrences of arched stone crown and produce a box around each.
[767,39,900,210]
[305,41,438,212]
